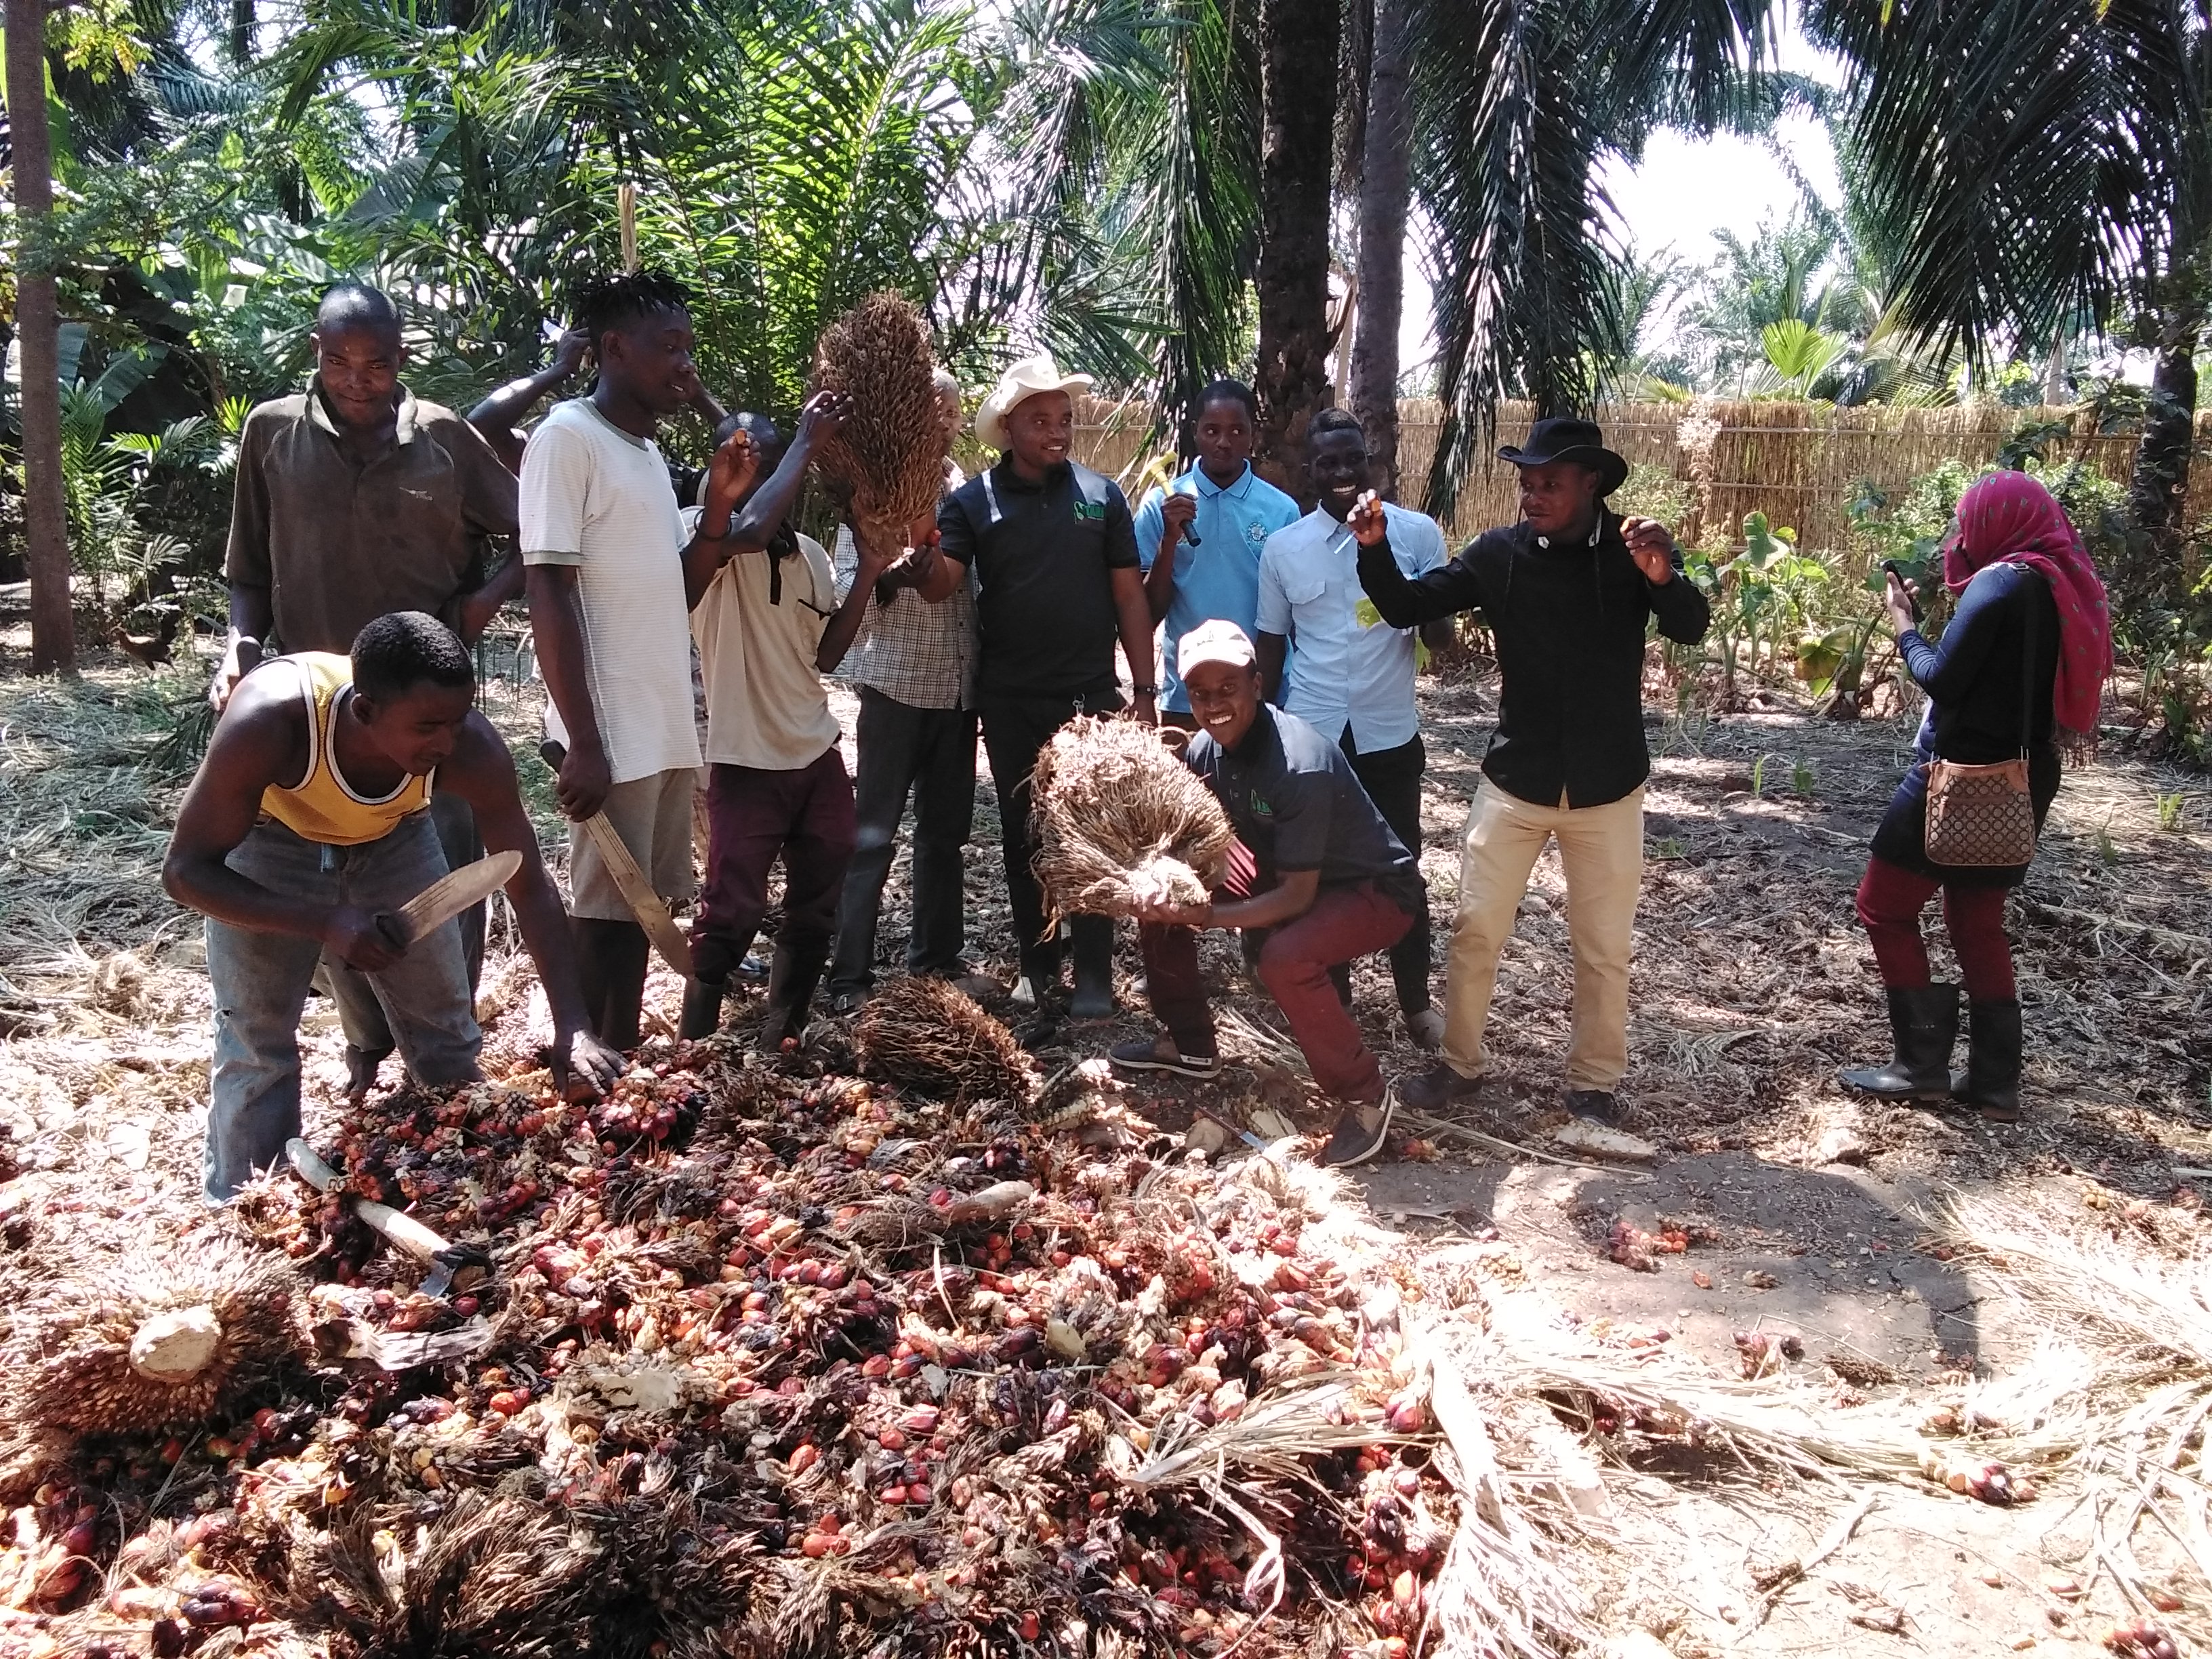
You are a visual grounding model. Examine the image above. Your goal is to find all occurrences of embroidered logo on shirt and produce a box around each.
[1073,501,1106,523]
[1246,521,1269,545]
[1248,794,1274,818]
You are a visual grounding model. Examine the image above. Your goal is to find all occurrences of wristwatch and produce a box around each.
[1131,682,1160,697]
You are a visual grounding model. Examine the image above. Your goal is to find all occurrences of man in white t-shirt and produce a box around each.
[1256,407,1453,1050]
[522,270,752,1049]
[680,397,876,1047]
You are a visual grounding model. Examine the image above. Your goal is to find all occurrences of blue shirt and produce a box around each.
[1133,462,1302,712]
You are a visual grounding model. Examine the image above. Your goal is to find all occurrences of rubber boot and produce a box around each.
[679,977,727,1041]
[582,918,651,1051]
[1013,933,1067,1012]
[1837,983,1958,1099]
[757,943,828,1052]
[1069,917,1115,1018]
[1952,997,2024,1122]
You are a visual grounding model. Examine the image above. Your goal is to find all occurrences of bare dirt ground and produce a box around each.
[3,619,2210,1657]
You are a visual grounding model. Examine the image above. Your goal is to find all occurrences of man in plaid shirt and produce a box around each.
[826,370,994,1010]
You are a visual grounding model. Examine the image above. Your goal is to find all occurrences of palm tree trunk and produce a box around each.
[1253,0,1340,493]
[5,0,77,675]
[2124,268,2206,617]
[1347,0,1412,497]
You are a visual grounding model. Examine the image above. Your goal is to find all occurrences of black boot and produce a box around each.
[577,918,651,1050]
[1838,983,1958,1099]
[1952,998,2024,1122]
[757,944,827,1051]
[1069,918,1115,1019]
[679,977,728,1040]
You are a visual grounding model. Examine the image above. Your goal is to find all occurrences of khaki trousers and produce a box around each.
[1441,780,1645,1090]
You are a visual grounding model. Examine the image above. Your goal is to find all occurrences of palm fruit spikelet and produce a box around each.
[809,290,943,537]
[6,1233,306,1433]
[851,975,1036,1104]
[1030,715,1233,929]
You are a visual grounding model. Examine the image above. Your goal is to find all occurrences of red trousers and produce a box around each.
[695,750,857,983]
[1853,857,2016,1001]
[1140,842,1414,1105]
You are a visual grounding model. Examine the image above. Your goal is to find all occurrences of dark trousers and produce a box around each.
[1340,731,1431,1016]
[830,688,979,996]
[1856,857,2017,1002]
[978,689,1120,982]
[1141,840,1413,1104]
[694,749,858,984]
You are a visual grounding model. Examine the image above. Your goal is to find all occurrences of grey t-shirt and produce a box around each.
[1185,704,1421,913]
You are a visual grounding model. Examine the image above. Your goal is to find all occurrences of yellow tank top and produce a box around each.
[258,653,435,846]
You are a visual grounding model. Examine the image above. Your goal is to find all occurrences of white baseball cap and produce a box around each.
[1176,619,1258,678]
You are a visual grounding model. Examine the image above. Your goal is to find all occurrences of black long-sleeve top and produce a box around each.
[1898,562,2060,763]
[1356,511,1710,808]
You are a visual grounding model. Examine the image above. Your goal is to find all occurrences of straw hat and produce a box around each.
[975,352,1094,452]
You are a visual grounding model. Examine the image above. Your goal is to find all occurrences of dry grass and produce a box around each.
[1064,394,2211,550]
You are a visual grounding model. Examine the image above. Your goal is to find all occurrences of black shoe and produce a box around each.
[1322,1093,1396,1168]
[1951,997,2024,1122]
[678,977,726,1041]
[1837,983,1958,1100]
[1070,927,1115,1019]
[1397,1062,1483,1113]
[1564,1089,1620,1125]
[1108,1035,1223,1080]
[757,945,827,1051]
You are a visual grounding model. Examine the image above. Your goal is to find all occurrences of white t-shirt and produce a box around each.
[1256,503,1449,752]
[690,520,842,771]
[520,399,702,785]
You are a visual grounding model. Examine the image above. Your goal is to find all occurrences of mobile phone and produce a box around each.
[1881,559,1921,624]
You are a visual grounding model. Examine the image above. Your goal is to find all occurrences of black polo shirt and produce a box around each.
[1186,705,1422,914]
[1355,510,1710,808]
[937,458,1139,701]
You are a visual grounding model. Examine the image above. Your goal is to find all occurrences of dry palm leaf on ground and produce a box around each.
[809,291,943,538]
[1031,716,1233,930]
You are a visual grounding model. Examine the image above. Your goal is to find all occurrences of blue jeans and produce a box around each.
[203,813,481,1202]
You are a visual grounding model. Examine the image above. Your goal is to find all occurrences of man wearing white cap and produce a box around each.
[929,352,1158,1019]
[1112,619,1422,1167]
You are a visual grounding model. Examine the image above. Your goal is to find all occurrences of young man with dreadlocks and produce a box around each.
[522,269,754,1050]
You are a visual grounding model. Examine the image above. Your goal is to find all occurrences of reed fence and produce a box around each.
[1061,396,2212,554]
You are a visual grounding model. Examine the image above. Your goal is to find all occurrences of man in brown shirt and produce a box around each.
[210,281,521,1089]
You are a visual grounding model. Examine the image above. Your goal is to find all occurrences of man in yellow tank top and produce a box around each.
[166,611,621,1202]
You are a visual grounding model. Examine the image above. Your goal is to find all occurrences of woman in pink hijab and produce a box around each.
[1841,470,2112,1121]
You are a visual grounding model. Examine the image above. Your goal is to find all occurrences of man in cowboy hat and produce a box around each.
[925,352,1158,1019]
[1353,416,1709,1126]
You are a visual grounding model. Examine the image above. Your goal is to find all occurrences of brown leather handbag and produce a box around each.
[1923,591,2039,867]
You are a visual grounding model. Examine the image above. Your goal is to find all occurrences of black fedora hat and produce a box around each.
[1498,415,1629,496]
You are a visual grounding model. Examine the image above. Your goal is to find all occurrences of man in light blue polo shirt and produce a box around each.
[1256,407,1452,1049]
[1133,380,1302,728]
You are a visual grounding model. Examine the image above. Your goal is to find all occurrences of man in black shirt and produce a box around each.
[933,354,1159,1017]
[1112,621,1419,1167]
[1355,417,1708,1125]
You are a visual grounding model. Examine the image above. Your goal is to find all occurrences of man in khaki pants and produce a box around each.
[1351,418,1709,1124]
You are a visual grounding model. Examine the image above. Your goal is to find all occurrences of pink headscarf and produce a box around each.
[1940,471,2113,739]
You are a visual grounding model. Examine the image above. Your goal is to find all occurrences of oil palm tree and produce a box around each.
[1407,0,1811,514]
[1801,0,2211,611]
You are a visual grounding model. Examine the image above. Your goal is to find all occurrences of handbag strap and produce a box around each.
[2016,567,2040,761]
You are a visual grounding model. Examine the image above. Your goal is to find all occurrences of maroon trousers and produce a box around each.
[1854,856,2016,1002]
[1140,842,1414,1105]
[694,748,858,984]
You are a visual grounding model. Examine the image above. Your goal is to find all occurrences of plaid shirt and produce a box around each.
[831,464,977,710]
